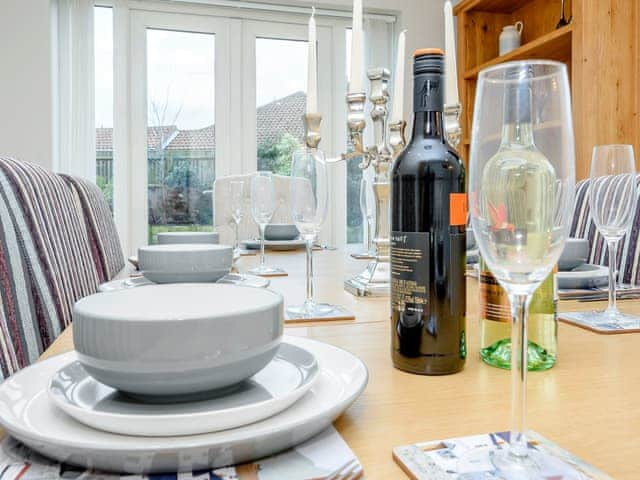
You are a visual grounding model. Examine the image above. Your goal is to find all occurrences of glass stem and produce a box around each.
[607,239,618,314]
[367,217,373,252]
[234,221,240,252]
[508,292,533,458]
[305,239,314,305]
[259,224,266,267]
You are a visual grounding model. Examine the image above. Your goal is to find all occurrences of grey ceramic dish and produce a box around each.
[558,238,589,271]
[138,244,233,283]
[156,231,220,245]
[73,284,283,397]
[264,223,299,241]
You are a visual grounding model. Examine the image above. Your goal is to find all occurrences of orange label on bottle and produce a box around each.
[450,193,468,226]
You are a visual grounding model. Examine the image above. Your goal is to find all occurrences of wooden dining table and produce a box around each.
[31,249,640,478]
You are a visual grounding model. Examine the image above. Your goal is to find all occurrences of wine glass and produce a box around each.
[467,61,575,474]
[588,145,638,327]
[230,180,244,254]
[359,174,375,256]
[286,149,338,317]
[248,171,284,276]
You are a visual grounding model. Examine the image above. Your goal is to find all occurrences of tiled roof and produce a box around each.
[166,125,215,150]
[95,92,305,152]
[256,91,305,145]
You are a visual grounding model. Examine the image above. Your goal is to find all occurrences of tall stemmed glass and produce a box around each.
[248,171,284,276]
[589,145,637,326]
[468,61,575,474]
[230,180,244,254]
[286,150,338,317]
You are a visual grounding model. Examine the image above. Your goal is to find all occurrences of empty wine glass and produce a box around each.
[589,145,638,327]
[286,149,338,318]
[248,171,284,276]
[466,61,575,474]
[230,180,244,253]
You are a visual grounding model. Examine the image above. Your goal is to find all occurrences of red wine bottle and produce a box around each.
[390,48,467,375]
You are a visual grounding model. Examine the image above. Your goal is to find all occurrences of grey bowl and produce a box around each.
[264,224,299,241]
[138,244,233,283]
[558,238,589,271]
[73,284,284,397]
[156,231,220,245]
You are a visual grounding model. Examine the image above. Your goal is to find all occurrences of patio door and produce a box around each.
[127,8,346,250]
[130,11,230,248]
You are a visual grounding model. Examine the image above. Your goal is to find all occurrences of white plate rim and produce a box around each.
[46,342,319,435]
[0,335,368,453]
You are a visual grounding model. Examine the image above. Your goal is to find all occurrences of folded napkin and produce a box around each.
[0,427,362,480]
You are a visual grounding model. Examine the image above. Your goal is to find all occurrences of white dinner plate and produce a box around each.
[48,342,318,437]
[556,264,609,290]
[98,276,153,292]
[242,238,306,251]
[0,336,367,474]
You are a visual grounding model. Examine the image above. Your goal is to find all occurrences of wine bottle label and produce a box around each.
[449,193,468,226]
[390,231,429,318]
[479,271,511,322]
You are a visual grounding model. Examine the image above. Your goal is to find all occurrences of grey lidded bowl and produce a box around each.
[156,231,220,245]
[73,284,284,397]
[138,244,232,283]
[264,224,299,241]
[558,238,589,271]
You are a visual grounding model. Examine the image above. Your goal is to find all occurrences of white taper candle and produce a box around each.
[306,7,318,114]
[391,29,407,123]
[444,0,459,106]
[349,0,364,93]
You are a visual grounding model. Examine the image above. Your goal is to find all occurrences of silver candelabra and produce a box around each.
[324,67,462,297]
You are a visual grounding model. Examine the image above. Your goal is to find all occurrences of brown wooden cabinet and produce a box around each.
[453,0,639,179]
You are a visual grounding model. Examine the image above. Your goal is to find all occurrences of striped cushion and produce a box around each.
[0,157,100,378]
[570,175,640,285]
[61,175,124,281]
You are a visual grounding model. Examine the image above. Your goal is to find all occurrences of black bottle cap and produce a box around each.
[413,48,444,75]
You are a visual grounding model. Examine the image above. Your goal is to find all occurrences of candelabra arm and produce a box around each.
[389,120,407,158]
[444,102,463,151]
[303,112,322,149]
[367,68,392,168]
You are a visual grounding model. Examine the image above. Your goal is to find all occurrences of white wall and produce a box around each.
[0,0,56,169]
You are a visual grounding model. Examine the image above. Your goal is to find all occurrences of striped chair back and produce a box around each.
[61,175,124,282]
[0,157,100,378]
[570,174,640,285]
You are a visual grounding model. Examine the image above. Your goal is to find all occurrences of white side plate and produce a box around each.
[48,342,318,437]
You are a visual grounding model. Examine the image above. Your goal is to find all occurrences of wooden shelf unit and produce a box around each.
[453,0,640,179]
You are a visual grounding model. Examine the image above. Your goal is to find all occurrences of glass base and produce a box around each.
[480,339,555,371]
[587,309,640,329]
[286,301,337,319]
[458,445,545,480]
[247,265,286,276]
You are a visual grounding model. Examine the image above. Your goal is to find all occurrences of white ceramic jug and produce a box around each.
[499,21,524,56]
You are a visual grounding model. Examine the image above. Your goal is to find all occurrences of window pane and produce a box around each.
[95,6,114,211]
[146,29,215,244]
[255,37,306,175]
[345,28,363,244]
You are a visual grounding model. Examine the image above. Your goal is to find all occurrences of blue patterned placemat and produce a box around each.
[393,431,612,479]
[559,311,640,334]
[0,427,362,480]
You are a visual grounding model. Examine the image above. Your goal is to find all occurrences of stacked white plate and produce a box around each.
[0,336,367,473]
